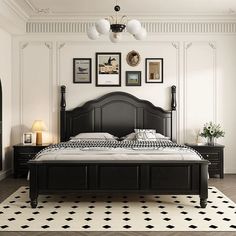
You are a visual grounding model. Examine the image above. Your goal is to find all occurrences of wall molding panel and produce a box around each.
[171,42,180,143]
[19,41,53,143]
[26,21,236,34]
[183,41,217,143]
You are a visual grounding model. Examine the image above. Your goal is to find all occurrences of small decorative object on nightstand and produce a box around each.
[31,120,47,145]
[185,143,225,178]
[13,143,50,178]
[200,121,225,146]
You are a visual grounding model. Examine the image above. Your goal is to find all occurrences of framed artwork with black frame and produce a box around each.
[126,71,141,86]
[96,52,121,87]
[145,58,163,83]
[73,58,91,83]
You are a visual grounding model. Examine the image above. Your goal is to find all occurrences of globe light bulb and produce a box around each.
[95,19,110,34]
[127,19,142,35]
[134,27,147,40]
[109,32,122,43]
[87,26,100,40]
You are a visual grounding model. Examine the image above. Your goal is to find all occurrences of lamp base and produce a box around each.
[36,132,42,145]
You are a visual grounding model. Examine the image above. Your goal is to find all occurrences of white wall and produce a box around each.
[0,27,12,180]
[11,33,236,174]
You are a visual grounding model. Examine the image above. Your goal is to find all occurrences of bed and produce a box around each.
[28,85,208,208]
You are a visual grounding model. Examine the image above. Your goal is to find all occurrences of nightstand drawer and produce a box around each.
[209,161,220,170]
[201,153,219,161]
[18,153,37,159]
[13,143,51,178]
[185,143,224,178]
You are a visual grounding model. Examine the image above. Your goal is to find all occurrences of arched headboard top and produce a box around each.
[60,86,177,142]
[69,91,171,115]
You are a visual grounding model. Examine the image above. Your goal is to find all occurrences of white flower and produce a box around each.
[209,129,214,135]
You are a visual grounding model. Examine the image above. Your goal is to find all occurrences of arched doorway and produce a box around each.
[0,80,2,170]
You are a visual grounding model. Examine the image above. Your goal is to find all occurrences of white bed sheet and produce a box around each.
[34,146,201,161]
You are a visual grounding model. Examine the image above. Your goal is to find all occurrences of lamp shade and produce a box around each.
[31,120,47,132]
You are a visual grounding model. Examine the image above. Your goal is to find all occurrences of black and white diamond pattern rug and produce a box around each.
[0,186,235,231]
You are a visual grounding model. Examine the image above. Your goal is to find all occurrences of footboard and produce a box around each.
[28,160,208,208]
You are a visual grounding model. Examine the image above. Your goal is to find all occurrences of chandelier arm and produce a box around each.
[106,16,115,24]
[120,15,128,24]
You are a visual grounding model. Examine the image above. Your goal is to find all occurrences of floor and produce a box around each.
[0,175,235,236]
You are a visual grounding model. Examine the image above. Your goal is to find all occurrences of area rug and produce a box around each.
[0,186,235,231]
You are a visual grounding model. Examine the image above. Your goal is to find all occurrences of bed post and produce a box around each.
[171,85,177,142]
[60,85,66,142]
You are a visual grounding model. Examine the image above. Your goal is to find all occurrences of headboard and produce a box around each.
[60,86,177,142]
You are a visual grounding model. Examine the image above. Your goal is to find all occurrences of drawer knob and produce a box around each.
[206,155,209,157]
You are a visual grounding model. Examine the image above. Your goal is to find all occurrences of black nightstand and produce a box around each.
[13,144,50,178]
[185,143,225,178]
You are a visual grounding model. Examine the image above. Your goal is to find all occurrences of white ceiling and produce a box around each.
[12,0,236,18]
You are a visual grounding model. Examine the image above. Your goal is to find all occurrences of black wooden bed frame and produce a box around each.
[28,85,208,208]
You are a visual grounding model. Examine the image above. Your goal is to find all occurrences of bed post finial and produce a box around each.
[171,85,177,142]
[171,85,176,111]
[60,85,66,142]
[61,85,66,111]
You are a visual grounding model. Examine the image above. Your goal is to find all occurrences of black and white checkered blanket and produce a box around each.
[34,140,203,159]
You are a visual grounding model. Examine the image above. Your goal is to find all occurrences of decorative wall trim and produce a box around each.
[171,42,180,143]
[26,21,236,34]
[209,42,217,124]
[183,42,192,143]
[3,0,28,21]
[183,41,217,143]
[19,41,53,143]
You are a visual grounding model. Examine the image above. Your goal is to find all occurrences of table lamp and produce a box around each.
[31,120,47,145]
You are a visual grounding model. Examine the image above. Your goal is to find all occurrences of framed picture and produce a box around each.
[23,132,33,145]
[145,58,163,83]
[96,52,121,86]
[73,58,91,83]
[126,50,141,67]
[126,71,141,86]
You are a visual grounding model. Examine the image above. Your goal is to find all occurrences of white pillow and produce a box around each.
[155,133,170,139]
[70,132,117,141]
[134,129,156,134]
[136,132,156,141]
[122,132,169,141]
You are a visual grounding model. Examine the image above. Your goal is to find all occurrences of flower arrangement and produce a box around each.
[200,122,225,145]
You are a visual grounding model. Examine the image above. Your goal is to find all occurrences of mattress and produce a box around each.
[33,140,202,161]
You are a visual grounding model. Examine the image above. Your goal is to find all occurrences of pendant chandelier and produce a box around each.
[87,4,147,43]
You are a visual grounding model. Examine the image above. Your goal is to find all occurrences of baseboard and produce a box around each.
[0,168,12,181]
[225,170,236,174]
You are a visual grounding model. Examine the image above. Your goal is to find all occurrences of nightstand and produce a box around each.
[13,144,50,178]
[185,143,225,178]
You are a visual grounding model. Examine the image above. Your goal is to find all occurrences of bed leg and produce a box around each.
[200,198,207,208]
[200,162,208,208]
[30,198,38,208]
